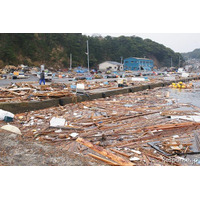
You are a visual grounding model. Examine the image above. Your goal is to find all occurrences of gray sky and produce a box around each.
[85,33,200,53]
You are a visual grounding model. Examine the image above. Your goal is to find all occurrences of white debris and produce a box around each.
[55,129,62,133]
[130,157,140,161]
[70,132,79,138]
[171,115,200,122]
[50,117,66,127]
[131,77,146,82]
[131,149,141,155]
[1,124,21,135]
[0,109,14,121]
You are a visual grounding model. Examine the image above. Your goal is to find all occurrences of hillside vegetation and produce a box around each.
[0,33,183,69]
[182,48,200,60]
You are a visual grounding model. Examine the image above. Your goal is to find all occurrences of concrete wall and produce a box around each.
[1,76,199,114]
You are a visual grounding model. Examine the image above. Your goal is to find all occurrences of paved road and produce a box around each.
[0,75,125,87]
[0,76,38,87]
[0,73,165,87]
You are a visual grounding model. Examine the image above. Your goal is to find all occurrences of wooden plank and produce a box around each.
[143,152,163,162]
[50,126,83,131]
[110,122,200,148]
[88,153,119,166]
[141,149,181,166]
[143,154,150,166]
[110,148,130,158]
[76,137,135,166]
[143,122,200,131]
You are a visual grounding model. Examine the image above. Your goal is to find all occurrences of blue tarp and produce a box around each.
[75,66,88,73]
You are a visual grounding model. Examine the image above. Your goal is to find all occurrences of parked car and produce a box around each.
[12,72,29,79]
[107,74,119,78]
[74,76,86,80]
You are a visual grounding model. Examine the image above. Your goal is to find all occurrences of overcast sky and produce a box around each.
[2,1,200,54]
[85,33,200,53]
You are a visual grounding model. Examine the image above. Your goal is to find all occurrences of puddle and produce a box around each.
[164,82,200,108]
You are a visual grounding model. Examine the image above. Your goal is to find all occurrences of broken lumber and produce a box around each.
[110,148,130,158]
[110,122,200,148]
[76,137,135,166]
[88,153,119,166]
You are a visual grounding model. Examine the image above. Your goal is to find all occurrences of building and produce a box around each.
[98,61,123,72]
[123,57,154,71]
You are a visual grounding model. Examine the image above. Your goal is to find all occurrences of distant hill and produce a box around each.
[182,48,200,59]
[0,33,184,69]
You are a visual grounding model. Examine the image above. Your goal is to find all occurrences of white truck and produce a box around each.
[37,71,53,81]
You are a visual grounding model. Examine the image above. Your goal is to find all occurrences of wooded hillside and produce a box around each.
[0,33,183,69]
[182,48,200,60]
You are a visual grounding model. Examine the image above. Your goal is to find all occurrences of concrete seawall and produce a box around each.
[1,76,200,114]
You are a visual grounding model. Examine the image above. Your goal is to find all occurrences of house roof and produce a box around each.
[125,57,153,61]
[100,61,122,65]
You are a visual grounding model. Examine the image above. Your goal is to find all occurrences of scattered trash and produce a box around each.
[0,109,14,121]
[55,129,62,133]
[131,77,146,81]
[130,149,141,155]
[1,124,21,135]
[70,133,79,138]
[4,116,13,122]
[170,115,200,122]
[129,157,140,161]
[1,77,199,166]
[124,104,133,107]
[50,117,66,127]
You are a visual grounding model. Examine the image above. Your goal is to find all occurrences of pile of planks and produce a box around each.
[9,86,200,166]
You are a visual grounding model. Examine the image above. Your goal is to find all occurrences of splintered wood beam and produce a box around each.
[88,153,119,166]
[143,122,200,131]
[143,154,150,166]
[76,137,135,166]
[110,148,130,158]
[109,122,200,148]
[140,149,181,166]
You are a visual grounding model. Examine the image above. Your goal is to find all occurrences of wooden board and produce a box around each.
[76,137,135,166]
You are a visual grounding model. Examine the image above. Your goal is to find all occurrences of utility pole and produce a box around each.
[120,56,123,64]
[171,57,173,68]
[178,56,181,68]
[86,40,90,73]
[69,53,72,70]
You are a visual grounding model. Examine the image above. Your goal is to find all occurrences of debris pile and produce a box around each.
[0,82,74,102]
[169,82,193,89]
[1,85,200,166]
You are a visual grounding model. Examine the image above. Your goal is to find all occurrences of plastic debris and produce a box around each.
[1,124,21,135]
[0,109,14,121]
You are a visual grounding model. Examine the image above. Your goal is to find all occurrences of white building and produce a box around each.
[99,61,123,72]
